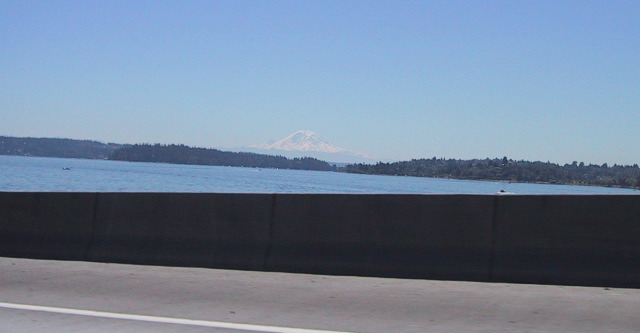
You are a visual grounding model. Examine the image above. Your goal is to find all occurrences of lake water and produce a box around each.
[1,155,638,194]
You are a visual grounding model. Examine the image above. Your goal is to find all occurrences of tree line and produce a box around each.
[0,136,122,159]
[3,135,639,189]
[109,143,335,171]
[341,157,640,189]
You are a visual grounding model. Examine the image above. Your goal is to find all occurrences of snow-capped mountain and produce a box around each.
[246,130,374,164]
[254,130,345,153]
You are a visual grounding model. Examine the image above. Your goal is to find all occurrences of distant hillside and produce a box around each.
[343,157,640,189]
[0,136,122,159]
[109,144,335,171]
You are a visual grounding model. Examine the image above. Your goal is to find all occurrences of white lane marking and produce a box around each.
[0,301,354,333]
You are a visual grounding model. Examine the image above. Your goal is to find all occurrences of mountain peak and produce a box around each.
[295,129,316,136]
[247,130,374,163]
[255,130,346,153]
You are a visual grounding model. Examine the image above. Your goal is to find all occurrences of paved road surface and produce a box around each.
[1,257,639,332]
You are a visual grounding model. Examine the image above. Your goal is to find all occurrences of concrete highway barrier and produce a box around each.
[86,193,273,271]
[0,192,96,261]
[0,192,638,287]
[267,194,494,281]
[492,195,640,287]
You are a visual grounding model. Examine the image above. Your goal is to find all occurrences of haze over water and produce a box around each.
[1,156,637,195]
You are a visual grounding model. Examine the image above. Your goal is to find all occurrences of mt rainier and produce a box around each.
[247,130,374,164]
[255,130,346,153]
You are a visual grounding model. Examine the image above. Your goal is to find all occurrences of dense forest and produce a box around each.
[0,136,122,159]
[342,157,640,189]
[109,143,335,171]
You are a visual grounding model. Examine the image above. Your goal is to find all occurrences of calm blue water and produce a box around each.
[1,155,638,194]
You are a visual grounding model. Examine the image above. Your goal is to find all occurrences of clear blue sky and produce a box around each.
[1,0,638,164]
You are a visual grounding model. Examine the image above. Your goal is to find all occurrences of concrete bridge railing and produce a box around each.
[1,192,638,288]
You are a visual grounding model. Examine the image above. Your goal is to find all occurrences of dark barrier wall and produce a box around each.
[267,194,494,281]
[86,193,274,271]
[0,192,96,261]
[492,195,640,287]
[1,192,639,288]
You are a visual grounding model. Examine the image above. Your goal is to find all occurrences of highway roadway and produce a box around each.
[1,257,639,332]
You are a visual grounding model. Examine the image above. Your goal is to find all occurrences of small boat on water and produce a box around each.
[62,167,71,170]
